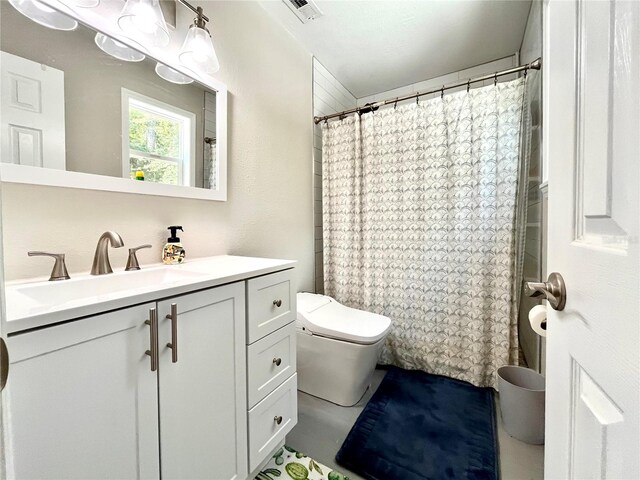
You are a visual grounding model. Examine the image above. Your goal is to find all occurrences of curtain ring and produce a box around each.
[324,118,328,125]
[416,94,419,106]
[523,67,528,78]
[394,98,398,110]
[467,80,471,93]
[494,73,498,86]
[441,86,445,99]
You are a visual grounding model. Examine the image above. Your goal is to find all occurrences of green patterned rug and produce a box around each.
[255,445,350,480]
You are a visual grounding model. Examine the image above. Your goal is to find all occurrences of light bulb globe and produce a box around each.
[118,0,169,48]
[95,33,146,62]
[8,0,78,31]
[179,25,219,75]
[155,63,194,85]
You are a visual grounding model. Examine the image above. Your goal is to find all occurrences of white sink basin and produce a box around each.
[5,266,208,320]
[3,255,297,333]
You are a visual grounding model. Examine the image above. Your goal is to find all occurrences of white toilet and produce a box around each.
[296,292,392,406]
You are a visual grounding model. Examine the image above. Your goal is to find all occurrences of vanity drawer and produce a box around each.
[248,373,297,472]
[247,323,296,408]
[246,269,295,344]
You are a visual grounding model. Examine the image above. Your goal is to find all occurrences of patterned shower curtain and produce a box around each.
[321,77,530,388]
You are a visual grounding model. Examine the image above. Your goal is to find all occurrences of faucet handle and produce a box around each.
[125,244,152,271]
[28,251,70,281]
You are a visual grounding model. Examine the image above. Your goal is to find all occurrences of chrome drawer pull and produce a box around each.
[273,299,282,307]
[166,303,178,363]
[274,415,283,425]
[273,357,282,366]
[145,308,159,372]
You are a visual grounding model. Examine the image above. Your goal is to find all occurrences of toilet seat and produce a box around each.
[296,292,391,345]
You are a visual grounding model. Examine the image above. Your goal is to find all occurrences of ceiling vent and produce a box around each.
[283,0,323,24]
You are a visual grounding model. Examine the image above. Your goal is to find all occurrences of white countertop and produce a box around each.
[4,255,296,334]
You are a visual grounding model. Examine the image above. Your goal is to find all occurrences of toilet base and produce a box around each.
[296,331,385,407]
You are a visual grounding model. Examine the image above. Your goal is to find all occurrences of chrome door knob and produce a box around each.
[525,272,567,311]
[273,357,282,366]
[274,415,283,425]
[273,299,282,307]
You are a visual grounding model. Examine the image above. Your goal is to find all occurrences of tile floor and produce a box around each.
[286,368,544,480]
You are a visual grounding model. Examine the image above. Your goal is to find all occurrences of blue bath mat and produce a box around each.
[336,367,498,480]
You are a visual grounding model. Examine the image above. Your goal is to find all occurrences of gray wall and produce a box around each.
[1,0,315,293]
[0,1,207,184]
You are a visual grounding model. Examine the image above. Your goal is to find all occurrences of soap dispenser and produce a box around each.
[162,226,186,265]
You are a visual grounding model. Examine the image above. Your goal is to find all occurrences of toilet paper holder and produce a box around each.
[525,272,566,311]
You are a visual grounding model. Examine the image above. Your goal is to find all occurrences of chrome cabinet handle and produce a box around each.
[145,308,158,372]
[273,357,282,366]
[166,303,178,363]
[0,338,9,392]
[28,251,70,281]
[125,244,152,271]
[525,272,567,311]
[273,299,282,308]
[274,415,283,425]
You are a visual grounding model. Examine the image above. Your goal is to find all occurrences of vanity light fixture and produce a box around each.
[155,63,194,85]
[95,33,146,62]
[178,2,220,75]
[118,0,170,48]
[8,0,78,31]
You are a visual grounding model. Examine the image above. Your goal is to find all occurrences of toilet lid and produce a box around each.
[296,292,391,345]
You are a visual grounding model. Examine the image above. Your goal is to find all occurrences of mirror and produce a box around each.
[0,1,224,196]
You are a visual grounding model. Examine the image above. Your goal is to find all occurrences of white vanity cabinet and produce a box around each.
[7,303,161,480]
[4,257,296,480]
[157,283,247,480]
[7,284,248,480]
[245,269,298,473]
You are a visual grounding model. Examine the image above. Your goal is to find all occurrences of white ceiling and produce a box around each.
[260,0,532,98]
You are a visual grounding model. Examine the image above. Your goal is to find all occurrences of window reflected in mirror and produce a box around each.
[124,90,195,186]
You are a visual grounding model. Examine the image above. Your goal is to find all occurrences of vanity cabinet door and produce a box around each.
[6,304,160,480]
[157,282,248,480]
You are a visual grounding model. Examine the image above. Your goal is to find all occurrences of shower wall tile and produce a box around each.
[313,58,357,294]
[527,200,542,224]
[519,0,544,374]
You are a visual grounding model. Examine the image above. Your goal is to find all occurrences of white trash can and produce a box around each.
[497,365,545,445]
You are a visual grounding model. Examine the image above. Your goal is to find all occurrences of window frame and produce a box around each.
[121,88,196,187]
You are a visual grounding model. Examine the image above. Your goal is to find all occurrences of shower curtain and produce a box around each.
[321,77,530,388]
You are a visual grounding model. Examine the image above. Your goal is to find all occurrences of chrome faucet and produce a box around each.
[91,231,124,275]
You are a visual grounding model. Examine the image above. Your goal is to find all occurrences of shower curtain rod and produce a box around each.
[314,57,542,124]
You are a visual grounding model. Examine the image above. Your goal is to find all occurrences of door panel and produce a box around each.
[544,0,639,478]
[5,304,159,479]
[0,51,66,169]
[158,282,248,480]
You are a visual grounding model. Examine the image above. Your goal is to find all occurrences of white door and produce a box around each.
[157,283,248,480]
[544,1,639,478]
[0,51,66,169]
[4,304,160,479]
